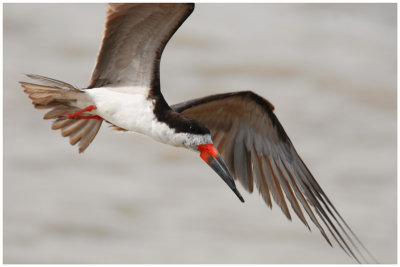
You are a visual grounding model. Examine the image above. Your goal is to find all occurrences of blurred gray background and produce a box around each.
[3,3,396,264]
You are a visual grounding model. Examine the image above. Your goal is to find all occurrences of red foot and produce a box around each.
[57,105,103,121]
[72,115,103,120]
[67,105,97,119]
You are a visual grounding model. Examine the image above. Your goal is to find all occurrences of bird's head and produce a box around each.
[169,114,244,202]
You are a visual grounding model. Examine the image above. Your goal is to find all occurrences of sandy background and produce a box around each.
[3,3,396,264]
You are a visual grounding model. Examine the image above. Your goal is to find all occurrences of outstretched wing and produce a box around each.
[88,3,194,89]
[172,91,374,263]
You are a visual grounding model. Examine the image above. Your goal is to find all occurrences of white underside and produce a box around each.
[76,86,212,149]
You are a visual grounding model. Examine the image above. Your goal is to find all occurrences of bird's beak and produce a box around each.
[197,144,244,202]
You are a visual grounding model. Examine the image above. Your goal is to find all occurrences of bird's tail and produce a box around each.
[20,74,103,153]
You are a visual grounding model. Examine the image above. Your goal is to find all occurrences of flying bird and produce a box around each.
[21,3,375,263]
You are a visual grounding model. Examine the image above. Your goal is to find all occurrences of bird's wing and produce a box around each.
[88,3,194,90]
[172,91,374,263]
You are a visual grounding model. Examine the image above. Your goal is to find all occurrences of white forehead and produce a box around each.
[178,133,213,150]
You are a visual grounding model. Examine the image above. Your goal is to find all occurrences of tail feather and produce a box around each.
[80,120,102,152]
[43,105,74,120]
[20,75,103,153]
[69,121,89,145]
[25,74,77,90]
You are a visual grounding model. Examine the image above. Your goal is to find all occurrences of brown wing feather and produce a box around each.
[88,3,194,89]
[172,90,374,263]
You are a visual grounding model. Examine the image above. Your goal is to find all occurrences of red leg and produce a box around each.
[73,115,103,120]
[57,105,103,121]
[67,105,97,119]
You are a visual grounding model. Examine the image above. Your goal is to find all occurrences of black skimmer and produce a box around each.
[20,3,375,263]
